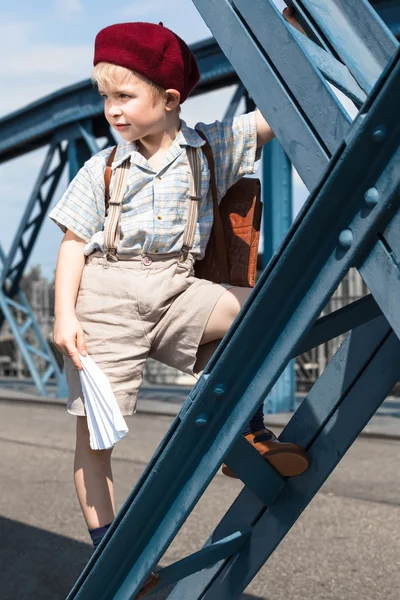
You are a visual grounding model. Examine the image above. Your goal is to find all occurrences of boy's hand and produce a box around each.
[53,315,87,370]
[283,6,307,36]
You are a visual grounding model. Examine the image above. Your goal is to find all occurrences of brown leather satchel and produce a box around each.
[193,131,262,287]
[104,135,262,288]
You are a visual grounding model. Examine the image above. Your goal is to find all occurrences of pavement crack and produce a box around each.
[320,490,400,509]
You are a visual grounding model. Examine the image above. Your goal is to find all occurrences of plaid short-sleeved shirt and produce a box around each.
[49,111,260,259]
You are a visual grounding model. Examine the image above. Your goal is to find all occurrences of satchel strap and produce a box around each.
[195,130,229,283]
[103,147,130,255]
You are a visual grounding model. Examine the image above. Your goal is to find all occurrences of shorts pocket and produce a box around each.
[174,256,195,278]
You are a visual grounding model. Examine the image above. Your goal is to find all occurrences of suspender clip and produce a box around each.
[179,246,190,263]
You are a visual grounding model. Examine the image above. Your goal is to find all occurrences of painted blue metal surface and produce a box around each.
[288,0,398,91]
[0,142,67,300]
[0,243,62,395]
[0,40,234,165]
[65,17,400,597]
[0,121,116,392]
[0,2,397,166]
[290,27,367,106]
[192,315,399,599]
[0,2,399,595]
[263,140,295,412]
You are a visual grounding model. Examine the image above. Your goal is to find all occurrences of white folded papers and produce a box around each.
[78,354,129,450]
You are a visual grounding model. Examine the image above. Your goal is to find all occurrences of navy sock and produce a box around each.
[88,523,112,550]
[242,404,265,436]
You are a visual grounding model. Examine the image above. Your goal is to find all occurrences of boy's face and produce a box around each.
[99,73,169,142]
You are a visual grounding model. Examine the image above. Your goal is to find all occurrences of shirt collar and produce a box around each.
[176,120,207,149]
[111,119,206,170]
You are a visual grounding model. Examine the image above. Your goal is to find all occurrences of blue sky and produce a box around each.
[0,0,313,279]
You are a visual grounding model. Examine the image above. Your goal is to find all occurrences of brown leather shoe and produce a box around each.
[134,572,161,599]
[222,429,310,478]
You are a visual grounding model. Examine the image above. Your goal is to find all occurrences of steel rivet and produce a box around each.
[214,385,226,396]
[372,127,386,143]
[195,414,209,427]
[364,187,379,207]
[338,229,353,250]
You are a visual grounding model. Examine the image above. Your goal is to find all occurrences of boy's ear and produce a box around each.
[165,89,181,111]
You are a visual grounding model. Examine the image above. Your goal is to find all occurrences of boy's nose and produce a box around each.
[108,104,123,117]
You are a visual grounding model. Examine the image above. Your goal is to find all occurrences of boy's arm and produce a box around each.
[256,109,275,148]
[53,230,87,370]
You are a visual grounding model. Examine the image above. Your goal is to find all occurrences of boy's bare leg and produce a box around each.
[200,287,251,344]
[199,287,310,478]
[74,416,115,530]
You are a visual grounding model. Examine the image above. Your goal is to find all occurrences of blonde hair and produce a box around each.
[92,62,166,103]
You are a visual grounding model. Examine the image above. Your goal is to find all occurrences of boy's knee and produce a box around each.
[75,416,114,457]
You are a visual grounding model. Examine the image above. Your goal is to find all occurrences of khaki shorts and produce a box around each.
[65,251,232,416]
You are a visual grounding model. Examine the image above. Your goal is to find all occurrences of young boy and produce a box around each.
[50,15,309,554]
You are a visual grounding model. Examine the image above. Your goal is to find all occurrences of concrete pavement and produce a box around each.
[1,380,399,439]
[0,399,399,600]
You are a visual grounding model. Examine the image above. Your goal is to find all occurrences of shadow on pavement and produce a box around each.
[0,516,91,600]
[0,517,266,600]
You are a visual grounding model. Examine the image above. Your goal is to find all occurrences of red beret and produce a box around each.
[93,22,200,103]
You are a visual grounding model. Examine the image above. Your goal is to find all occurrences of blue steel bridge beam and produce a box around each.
[192,0,399,192]
[222,85,295,412]
[0,0,396,403]
[262,140,294,413]
[1,1,397,165]
[0,41,237,166]
[223,83,246,119]
[0,120,112,311]
[65,37,400,600]
[0,121,112,392]
[0,140,67,301]
[0,243,62,395]
[192,0,348,191]
[168,45,400,599]
[286,0,399,91]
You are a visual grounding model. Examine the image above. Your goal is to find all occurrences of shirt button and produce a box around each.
[142,256,152,266]
[157,215,163,220]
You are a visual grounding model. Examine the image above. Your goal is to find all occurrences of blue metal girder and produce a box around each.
[0,40,234,165]
[192,0,345,190]
[263,140,294,412]
[0,141,67,300]
[289,27,367,106]
[375,0,400,38]
[223,83,246,119]
[192,0,398,191]
[0,123,114,316]
[0,2,397,166]
[170,315,398,599]
[359,235,400,338]
[287,0,398,91]
[66,39,400,600]
[0,244,62,395]
[296,294,381,354]
[0,124,114,392]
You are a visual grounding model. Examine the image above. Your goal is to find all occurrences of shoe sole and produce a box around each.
[222,448,310,479]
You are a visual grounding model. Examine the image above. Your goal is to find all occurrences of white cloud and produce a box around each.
[0,19,92,116]
[56,0,84,21]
